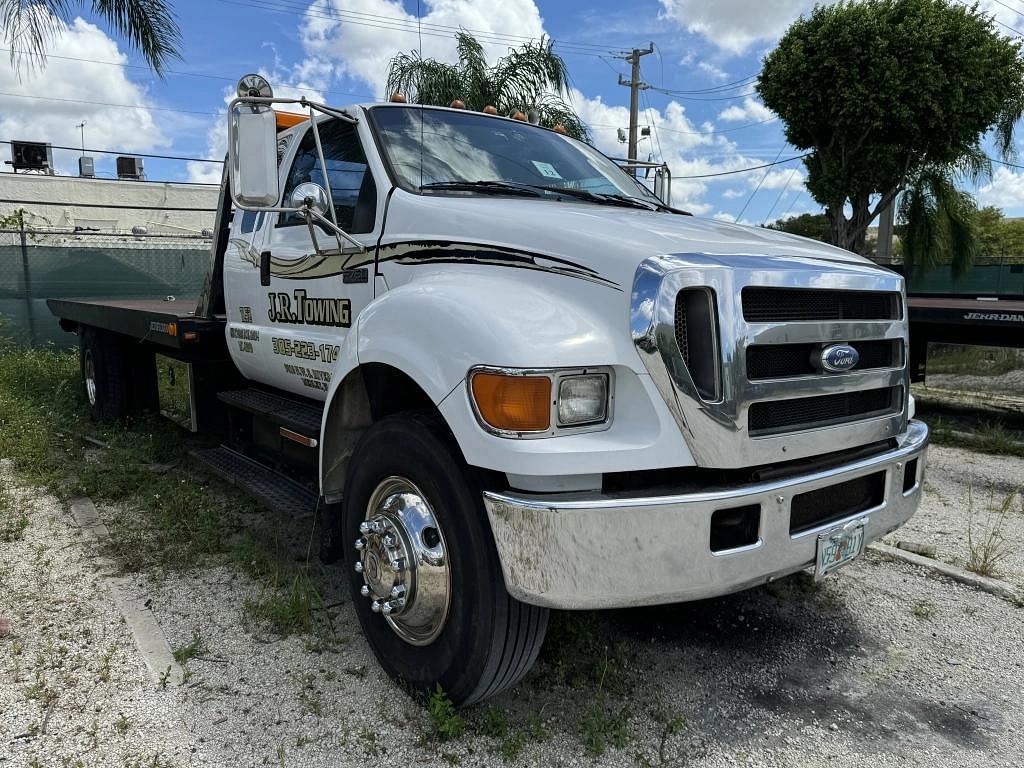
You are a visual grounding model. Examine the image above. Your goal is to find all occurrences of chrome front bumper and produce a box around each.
[483,420,929,610]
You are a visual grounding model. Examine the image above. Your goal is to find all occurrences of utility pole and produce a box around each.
[617,43,654,176]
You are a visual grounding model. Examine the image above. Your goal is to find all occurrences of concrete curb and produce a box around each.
[69,496,184,684]
[868,542,1023,606]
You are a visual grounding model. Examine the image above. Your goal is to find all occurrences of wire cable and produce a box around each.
[736,145,787,220]
[0,139,222,164]
[761,166,801,225]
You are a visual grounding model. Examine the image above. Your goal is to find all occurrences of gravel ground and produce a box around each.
[2,449,1024,768]
[924,369,1024,399]
[891,445,1024,588]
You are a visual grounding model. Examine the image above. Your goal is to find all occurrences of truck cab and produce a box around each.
[50,76,929,705]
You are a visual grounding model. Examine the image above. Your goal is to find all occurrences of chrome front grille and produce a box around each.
[741,287,902,322]
[747,385,900,435]
[631,253,910,468]
[745,339,902,380]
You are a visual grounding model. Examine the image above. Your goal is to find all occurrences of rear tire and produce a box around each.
[340,411,548,705]
[80,326,130,421]
[79,326,157,421]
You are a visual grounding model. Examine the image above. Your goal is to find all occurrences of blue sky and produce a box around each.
[3,0,1024,224]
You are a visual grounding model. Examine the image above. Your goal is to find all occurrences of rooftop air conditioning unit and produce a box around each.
[79,156,95,178]
[116,156,145,180]
[9,141,53,172]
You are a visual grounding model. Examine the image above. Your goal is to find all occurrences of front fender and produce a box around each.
[353,269,646,401]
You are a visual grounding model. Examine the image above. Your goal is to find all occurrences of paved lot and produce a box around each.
[2,446,1023,767]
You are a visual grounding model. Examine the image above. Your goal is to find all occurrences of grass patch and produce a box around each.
[427,685,466,742]
[0,481,29,542]
[235,535,322,636]
[966,486,1020,578]
[172,630,205,665]
[926,344,1023,377]
[580,701,631,757]
[538,612,632,695]
[926,416,1024,459]
[912,601,935,619]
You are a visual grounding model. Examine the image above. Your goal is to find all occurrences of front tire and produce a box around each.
[340,411,548,705]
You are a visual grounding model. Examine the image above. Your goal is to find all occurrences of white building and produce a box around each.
[0,171,219,236]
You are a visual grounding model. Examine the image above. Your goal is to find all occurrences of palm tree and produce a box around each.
[386,32,589,142]
[2,0,181,75]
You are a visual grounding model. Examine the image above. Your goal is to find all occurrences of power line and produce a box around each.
[653,75,759,95]
[647,85,758,101]
[0,139,222,164]
[218,0,614,57]
[674,153,807,180]
[0,47,378,103]
[0,197,217,211]
[762,166,801,225]
[0,90,220,116]
[640,86,663,165]
[737,145,787,219]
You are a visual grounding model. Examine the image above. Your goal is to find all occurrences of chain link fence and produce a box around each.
[0,227,212,347]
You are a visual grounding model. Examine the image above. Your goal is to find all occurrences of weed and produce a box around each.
[158,666,172,690]
[912,601,935,619]
[428,685,465,742]
[343,665,367,679]
[580,701,630,757]
[966,485,1018,577]
[97,645,115,683]
[525,711,550,742]
[0,482,29,542]
[114,713,132,735]
[243,573,320,635]
[358,727,380,757]
[480,707,508,739]
[172,630,205,665]
[926,344,1022,377]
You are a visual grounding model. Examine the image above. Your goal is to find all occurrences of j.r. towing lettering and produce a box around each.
[268,290,351,327]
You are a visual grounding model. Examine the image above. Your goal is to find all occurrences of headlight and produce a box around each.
[468,366,613,437]
[557,374,608,426]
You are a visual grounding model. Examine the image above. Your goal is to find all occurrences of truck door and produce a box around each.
[228,118,381,400]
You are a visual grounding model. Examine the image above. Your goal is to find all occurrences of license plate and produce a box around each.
[815,518,867,579]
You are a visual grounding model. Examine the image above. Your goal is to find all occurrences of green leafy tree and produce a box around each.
[765,212,830,242]
[974,205,1024,258]
[758,0,1024,273]
[2,0,181,75]
[386,32,589,141]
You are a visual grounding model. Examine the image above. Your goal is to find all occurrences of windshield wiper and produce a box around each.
[420,180,543,197]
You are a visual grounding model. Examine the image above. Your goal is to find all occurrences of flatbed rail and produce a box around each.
[47,297,225,352]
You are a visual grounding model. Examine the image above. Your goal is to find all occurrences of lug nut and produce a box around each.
[354,561,364,574]
[371,600,382,613]
[389,557,406,572]
[390,585,406,599]
[360,585,370,597]
[354,537,366,550]
[383,534,396,547]
[359,521,372,534]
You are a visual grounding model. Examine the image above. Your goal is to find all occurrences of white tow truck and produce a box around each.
[48,75,929,704]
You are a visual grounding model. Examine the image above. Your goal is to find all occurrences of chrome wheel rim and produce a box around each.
[355,476,451,646]
[83,351,97,406]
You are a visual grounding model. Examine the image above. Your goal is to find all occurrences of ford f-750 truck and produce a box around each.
[47,75,929,705]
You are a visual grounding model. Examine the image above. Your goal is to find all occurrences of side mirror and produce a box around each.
[289,182,330,217]
[228,106,279,207]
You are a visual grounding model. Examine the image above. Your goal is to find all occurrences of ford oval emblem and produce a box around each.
[820,344,859,373]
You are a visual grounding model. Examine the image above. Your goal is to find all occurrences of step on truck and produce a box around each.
[48,75,930,705]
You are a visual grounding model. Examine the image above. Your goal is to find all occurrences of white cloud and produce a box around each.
[755,168,805,190]
[659,0,815,54]
[661,1,1024,56]
[697,61,728,81]
[722,188,745,199]
[0,17,167,177]
[718,97,774,123]
[978,167,1024,209]
[299,0,545,99]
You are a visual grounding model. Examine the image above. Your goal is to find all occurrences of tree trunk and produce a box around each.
[825,195,874,255]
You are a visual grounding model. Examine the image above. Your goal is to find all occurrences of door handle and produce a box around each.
[260,251,271,286]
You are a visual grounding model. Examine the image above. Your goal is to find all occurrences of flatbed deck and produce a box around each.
[47,297,226,352]
[907,295,1023,381]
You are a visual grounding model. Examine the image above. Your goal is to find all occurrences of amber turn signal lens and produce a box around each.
[471,373,551,432]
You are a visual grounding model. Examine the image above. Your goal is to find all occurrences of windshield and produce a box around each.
[370,106,663,205]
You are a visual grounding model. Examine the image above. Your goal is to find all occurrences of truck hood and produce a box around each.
[380,191,891,293]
